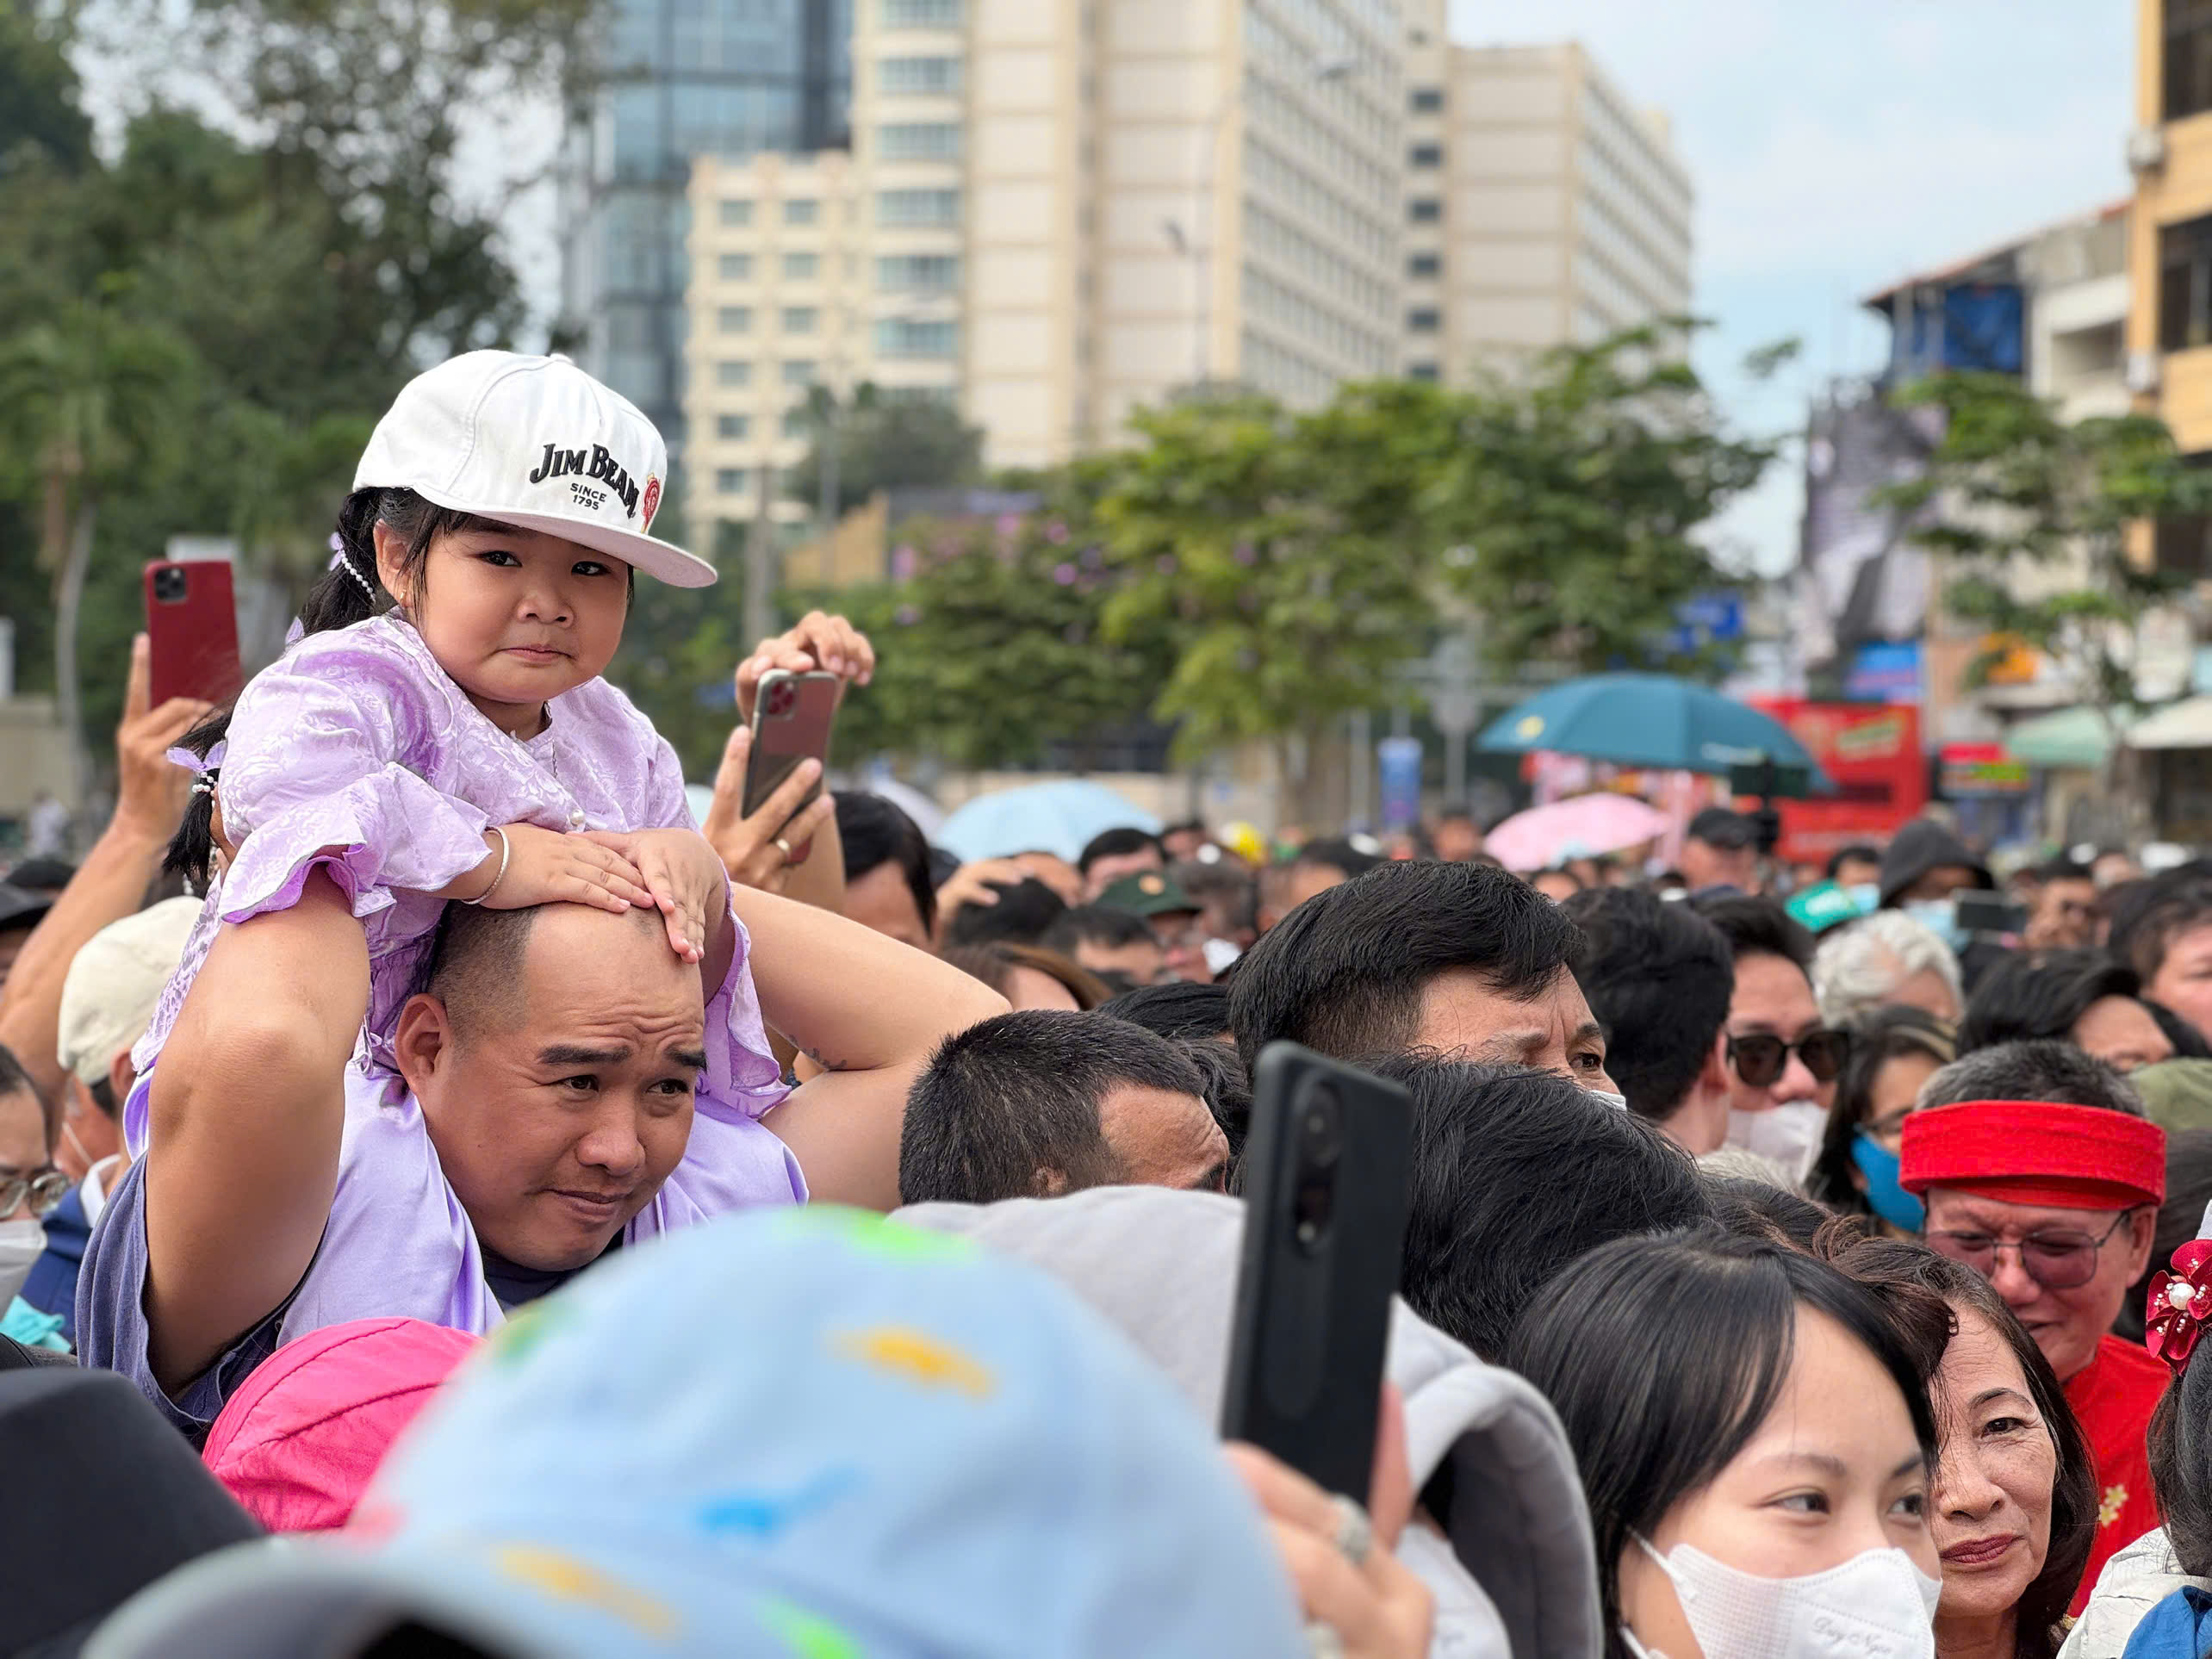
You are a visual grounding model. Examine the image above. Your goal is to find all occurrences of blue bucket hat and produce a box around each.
[87,1207,1306,1658]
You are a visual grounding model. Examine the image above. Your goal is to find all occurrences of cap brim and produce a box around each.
[84,1538,608,1659]
[402,485,718,589]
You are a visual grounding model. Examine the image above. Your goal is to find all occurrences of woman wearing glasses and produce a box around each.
[1808,1007,1957,1234]
[1898,1046,2169,1613]
[0,1045,74,1361]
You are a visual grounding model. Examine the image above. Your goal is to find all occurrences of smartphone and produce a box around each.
[1956,891,2028,937]
[742,670,842,854]
[1221,1042,1414,1504]
[143,560,244,708]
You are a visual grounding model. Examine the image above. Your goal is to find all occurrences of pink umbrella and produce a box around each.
[1483,794,1668,873]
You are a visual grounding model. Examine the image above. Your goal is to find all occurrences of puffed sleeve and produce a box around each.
[215,635,494,925]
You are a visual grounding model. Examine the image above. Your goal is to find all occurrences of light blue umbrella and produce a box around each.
[937,781,1163,863]
[1478,673,1833,794]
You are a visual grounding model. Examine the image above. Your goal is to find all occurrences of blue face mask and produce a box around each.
[1852,1130,1925,1232]
[1902,898,1962,951]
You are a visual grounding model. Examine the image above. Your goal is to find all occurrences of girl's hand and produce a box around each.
[735,611,875,724]
[472,823,654,915]
[1222,1388,1432,1659]
[700,727,836,894]
[581,827,729,964]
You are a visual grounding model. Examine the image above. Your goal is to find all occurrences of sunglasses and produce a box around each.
[0,1166,70,1221]
[1727,1028,1849,1088]
[1924,1211,2133,1291]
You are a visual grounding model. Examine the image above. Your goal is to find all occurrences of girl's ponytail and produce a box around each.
[161,709,232,890]
[297,488,391,635]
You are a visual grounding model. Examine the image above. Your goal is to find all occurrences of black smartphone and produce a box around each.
[1956,891,2027,937]
[1221,1042,1414,1504]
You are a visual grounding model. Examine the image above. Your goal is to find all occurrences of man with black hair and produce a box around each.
[1691,893,1844,1175]
[1098,980,1232,1044]
[2023,858,2098,951]
[1679,807,1760,895]
[1961,949,2173,1073]
[898,1010,1227,1203]
[1228,861,1614,1088]
[832,791,936,953]
[1043,906,1167,986]
[1076,828,1165,901]
[1825,843,1882,893]
[1389,1055,1712,1359]
[1563,888,1737,1154]
[939,877,1067,949]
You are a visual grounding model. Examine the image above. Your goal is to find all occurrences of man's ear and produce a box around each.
[2125,1203,2161,1283]
[1031,1165,1070,1198]
[393,992,454,1099]
[1699,1026,1732,1094]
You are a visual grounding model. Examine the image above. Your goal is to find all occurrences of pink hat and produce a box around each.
[202,1318,478,1532]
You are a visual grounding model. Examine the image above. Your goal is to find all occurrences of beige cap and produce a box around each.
[56,898,201,1088]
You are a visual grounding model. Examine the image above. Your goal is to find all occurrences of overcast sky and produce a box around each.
[1447,0,2134,575]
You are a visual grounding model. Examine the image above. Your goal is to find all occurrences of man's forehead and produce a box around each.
[1729,952,1818,1029]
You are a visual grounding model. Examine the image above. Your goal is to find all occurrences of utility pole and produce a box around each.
[745,461,776,650]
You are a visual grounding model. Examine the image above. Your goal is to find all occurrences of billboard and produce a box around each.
[1742,699,1927,863]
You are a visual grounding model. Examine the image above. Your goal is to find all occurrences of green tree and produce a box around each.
[0,297,194,794]
[793,507,1172,770]
[1880,370,2212,831]
[1434,325,1779,676]
[784,387,985,519]
[1086,382,1456,821]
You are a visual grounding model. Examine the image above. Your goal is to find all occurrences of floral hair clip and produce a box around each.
[166,738,226,800]
[2147,1203,2212,1375]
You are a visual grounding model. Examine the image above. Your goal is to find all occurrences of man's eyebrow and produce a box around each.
[537,1043,629,1067]
[672,1048,710,1072]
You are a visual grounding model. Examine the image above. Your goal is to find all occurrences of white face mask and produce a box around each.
[0,1216,48,1306]
[1624,1534,1940,1659]
[1586,1087,1630,1111]
[1725,1101,1829,1180]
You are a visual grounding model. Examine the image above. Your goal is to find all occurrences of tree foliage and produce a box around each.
[1881,370,2212,816]
[783,388,985,519]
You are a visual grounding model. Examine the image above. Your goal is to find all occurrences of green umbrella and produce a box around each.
[2001,705,2133,771]
[1476,673,1833,793]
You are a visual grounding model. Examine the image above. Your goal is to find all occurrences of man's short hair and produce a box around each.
[1077,827,1161,875]
[1690,893,1816,974]
[421,904,541,1036]
[2111,874,2212,985]
[940,877,1067,948]
[835,790,937,935]
[1097,980,1231,1042]
[1563,889,1734,1123]
[1917,1038,2145,1117]
[1824,843,1881,879]
[1042,905,1157,957]
[1290,836,1382,882]
[897,1010,1208,1204]
[1387,1054,1712,1360]
[2033,858,2095,887]
[1227,861,1585,1071]
[1180,1040,1252,1162]
[1961,950,2144,1054]
[1687,807,1757,852]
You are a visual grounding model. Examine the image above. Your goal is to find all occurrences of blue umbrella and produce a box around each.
[1477,674,1833,793]
[937,780,1164,864]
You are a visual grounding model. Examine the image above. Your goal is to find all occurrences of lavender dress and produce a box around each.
[89,615,802,1426]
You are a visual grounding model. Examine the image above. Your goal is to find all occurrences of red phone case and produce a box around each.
[144,560,245,708]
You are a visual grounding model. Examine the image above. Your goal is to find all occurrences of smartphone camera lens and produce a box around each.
[1292,1086,1340,1252]
[764,680,798,719]
[152,567,188,605]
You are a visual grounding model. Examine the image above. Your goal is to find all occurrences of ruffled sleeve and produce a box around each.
[216,635,494,926]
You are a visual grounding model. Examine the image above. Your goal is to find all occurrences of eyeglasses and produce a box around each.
[1924,1211,2134,1291]
[1727,1028,1850,1088]
[0,1166,70,1220]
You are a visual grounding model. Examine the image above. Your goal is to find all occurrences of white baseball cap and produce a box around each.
[353,351,715,588]
[57,897,202,1088]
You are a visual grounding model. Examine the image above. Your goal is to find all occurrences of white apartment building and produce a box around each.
[684,0,1408,525]
[1399,35,1692,380]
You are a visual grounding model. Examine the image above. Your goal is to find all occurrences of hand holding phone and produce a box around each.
[741,670,842,861]
[1221,1043,1414,1505]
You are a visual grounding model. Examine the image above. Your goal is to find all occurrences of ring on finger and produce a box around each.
[1327,1495,1374,1568]
[1305,1621,1346,1659]
[773,836,793,864]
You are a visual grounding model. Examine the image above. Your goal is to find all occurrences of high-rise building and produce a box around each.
[1399,38,1691,382]
[558,0,854,462]
[2130,2,2212,460]
[683,0,1407,521]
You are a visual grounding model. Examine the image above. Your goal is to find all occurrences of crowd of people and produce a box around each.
[10,351,2212,1656]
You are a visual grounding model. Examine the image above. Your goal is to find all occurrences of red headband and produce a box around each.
[1900,1099,2166,1210]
